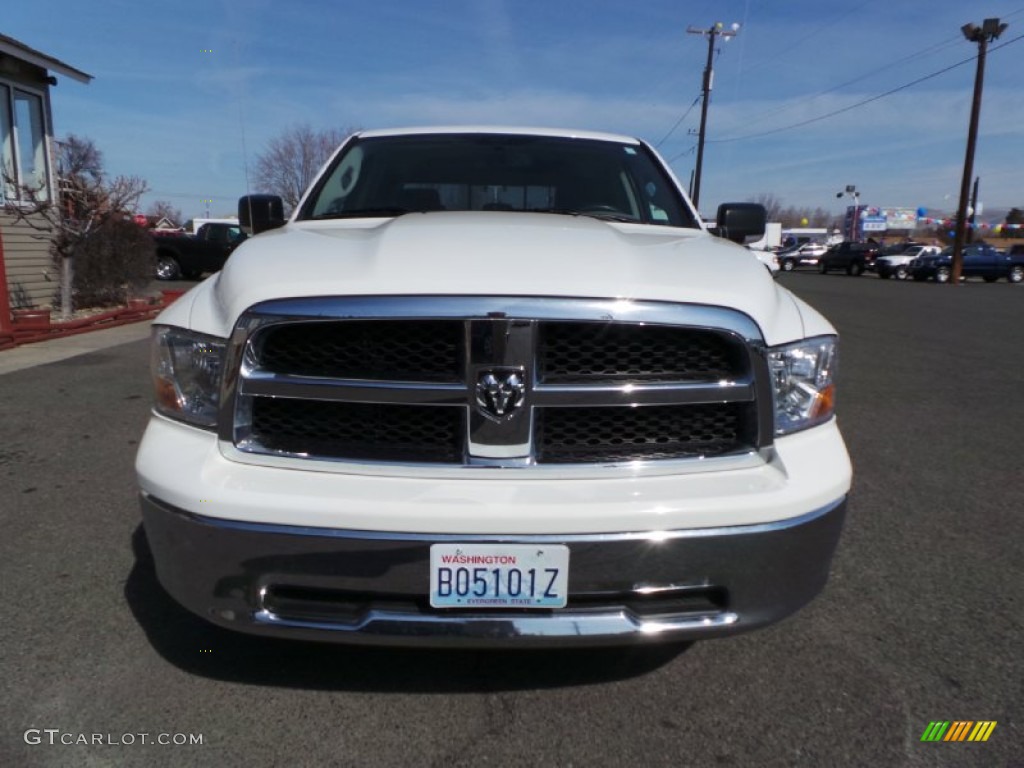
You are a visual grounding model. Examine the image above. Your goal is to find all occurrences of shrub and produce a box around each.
[62,218,156,307]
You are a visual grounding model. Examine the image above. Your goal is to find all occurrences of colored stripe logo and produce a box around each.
[920,721,997,742]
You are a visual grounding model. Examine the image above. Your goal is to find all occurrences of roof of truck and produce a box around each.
[354,125,643,144]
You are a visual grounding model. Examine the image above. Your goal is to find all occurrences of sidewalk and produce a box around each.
[0,320,152,376]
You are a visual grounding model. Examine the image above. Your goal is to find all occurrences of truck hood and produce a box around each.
[170,212,828,345]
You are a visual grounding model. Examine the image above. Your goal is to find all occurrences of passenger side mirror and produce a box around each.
[711,203,767,245]
[239,194,286,235]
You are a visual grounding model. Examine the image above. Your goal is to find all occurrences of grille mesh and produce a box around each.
[535,403,755,463]
[258,321,462,381]
[539,323,745,382]
[251,398,464,463]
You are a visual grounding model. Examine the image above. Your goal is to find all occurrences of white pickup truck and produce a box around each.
[136,126,851,647]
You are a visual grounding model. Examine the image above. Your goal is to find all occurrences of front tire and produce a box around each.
[781,259,795,272]
[156,255,182,280]
[895,265,910,280]
[1009,265,1024,283]
[818,261,828,274]
[935,266,951,283]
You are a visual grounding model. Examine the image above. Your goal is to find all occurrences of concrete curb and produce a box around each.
[0,319,153,376]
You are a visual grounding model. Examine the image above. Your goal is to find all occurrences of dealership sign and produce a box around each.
[882,207,919,229]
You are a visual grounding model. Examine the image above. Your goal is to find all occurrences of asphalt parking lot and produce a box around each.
[0,272,1021,767]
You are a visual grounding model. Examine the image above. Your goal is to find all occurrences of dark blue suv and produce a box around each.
[910,244,1024,283]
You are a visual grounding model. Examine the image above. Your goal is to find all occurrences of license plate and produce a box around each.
[429,544,570,609]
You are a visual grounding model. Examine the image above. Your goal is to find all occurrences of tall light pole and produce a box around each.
[687,22,738,212]
[836,185,860,242]
[951,18,1007,283]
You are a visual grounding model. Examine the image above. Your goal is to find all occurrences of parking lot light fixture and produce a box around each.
[951,18,1006,284]
[836,186,860,241]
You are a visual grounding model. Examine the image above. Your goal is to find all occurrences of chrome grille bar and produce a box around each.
[240,373,467,405]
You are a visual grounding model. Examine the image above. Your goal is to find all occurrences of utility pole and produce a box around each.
[951,18,1006,283]
[687,22,738,212]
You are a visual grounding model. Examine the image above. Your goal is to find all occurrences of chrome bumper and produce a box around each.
[140,494,846,648]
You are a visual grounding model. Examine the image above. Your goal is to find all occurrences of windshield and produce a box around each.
[298,133,698,228]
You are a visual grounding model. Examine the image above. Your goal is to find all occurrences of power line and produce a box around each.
[656,7,1021,167]
[707,32,1024,144]
[718,5,1024,131]
[667,147,700,166]
[654,34,728,149]
[742,35,963,126]
[653,26,730,154]
[654,94,702,148]
[737,0,878,72]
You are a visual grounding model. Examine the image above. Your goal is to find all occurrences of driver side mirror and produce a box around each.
[239,194,285,235]
[710,203,767,245]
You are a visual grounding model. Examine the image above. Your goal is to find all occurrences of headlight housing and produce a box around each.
[151,326,226,429]
[768,336,837,436]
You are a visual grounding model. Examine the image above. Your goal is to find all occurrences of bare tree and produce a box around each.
[146,199,183,228]
[253,123,353,210]
[750,194,835,229]
[750,193,785,222]
[805,207,828,228]
[57,134,103,185]
[3,134,148,318]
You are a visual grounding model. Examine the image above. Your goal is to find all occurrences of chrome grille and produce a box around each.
[536,403,757,463]
[251,399,464,463]
[258,320,462,381]
[539,322,743,382]
[225,297,771,470]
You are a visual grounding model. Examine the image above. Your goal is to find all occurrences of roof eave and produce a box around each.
[0,35,93,84]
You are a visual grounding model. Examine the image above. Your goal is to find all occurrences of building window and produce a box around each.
[0,82,51,203]
[0,84,14,200]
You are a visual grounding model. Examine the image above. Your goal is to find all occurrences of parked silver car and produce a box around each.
[777,242,827,272]
[876,245,940,280]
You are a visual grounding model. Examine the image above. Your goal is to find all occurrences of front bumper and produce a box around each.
[140,493,847,648]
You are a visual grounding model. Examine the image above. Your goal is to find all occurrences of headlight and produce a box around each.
[151,326,226,428]
[768,336,837,436]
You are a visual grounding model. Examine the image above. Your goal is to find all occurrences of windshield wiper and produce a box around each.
[309,207,409,220]
[530,208,641,224]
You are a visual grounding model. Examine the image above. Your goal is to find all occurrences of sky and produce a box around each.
[5,0,1023,222]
